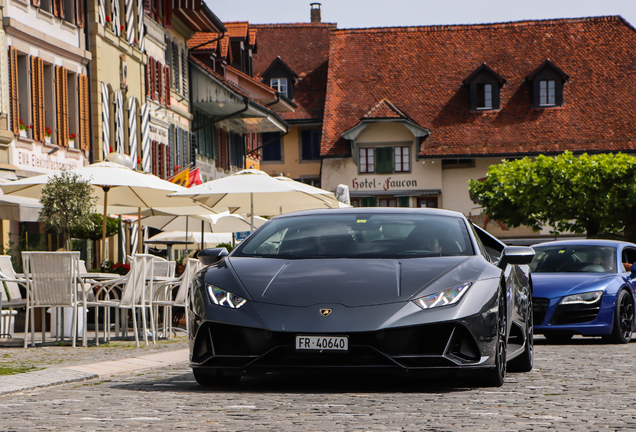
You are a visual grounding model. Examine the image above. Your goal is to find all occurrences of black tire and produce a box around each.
[543,332,573,342]
[481,288,507,387]
[604,289,634,344]
[192,368,241,387]
[509,295,533,373]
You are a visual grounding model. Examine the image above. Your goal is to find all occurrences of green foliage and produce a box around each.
[468,152,636,241]
[70,213,119,240]
[39,170,96,250]
[216,242,234,252]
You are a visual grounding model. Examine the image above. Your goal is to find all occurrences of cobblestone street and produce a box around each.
[2,336,636,431]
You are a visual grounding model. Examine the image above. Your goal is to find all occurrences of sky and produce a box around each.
[205,0,636,29]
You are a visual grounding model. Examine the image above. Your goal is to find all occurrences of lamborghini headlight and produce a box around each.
[561,291,603,305]
[412,282,473,310]
[206,284,247,309]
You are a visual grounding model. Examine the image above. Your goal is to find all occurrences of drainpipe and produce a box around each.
[266,92,281,107]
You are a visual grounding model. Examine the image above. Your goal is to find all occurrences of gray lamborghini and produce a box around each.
[188,208,535,387]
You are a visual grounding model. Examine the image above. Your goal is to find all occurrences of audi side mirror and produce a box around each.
[498,246,535,268]
[198,248,229,266]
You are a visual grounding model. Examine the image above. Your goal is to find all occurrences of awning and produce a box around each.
[0,192,42,221]
[350,189,441,197]
[190,61,288,134]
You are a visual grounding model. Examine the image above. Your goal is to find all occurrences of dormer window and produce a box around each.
[262,57,297,100]
[463,63,506,111]
[527,60,569,109]
[270,78,288,98]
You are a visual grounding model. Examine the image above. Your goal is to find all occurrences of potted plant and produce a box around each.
[69,133,76,147]
[19,119,28,138]
[45,126,52,144]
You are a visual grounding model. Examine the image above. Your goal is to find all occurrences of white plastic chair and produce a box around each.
[86,254,156,347]
[22,252,85,348]
[152,258,201,338]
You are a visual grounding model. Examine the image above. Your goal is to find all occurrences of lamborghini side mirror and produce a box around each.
[198,248,229,266]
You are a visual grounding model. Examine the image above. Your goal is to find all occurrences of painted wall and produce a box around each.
[260,126,321,180]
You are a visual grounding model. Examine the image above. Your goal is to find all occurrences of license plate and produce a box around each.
[296,335,348,351]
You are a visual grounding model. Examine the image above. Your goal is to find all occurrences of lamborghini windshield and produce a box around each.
[530,245,617,273]
[233,213,475,259]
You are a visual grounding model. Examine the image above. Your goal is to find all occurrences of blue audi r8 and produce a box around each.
[531,240,636,343]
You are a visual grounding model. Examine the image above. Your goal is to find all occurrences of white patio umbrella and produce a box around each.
[0,162,199,260]
[169,169,339,230]
[137,209,266,233]
[146,230,233,259]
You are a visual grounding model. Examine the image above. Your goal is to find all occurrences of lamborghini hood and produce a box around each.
[222,256,495,307]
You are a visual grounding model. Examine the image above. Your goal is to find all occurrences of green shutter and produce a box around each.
[398,197,410,207]
[361,197,378,207]
[376,147,393,174]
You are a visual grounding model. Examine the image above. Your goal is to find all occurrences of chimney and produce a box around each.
[310,3,321,23]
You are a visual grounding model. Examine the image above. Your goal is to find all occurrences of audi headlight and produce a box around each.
[561,291,603,305]
[412,282,473,310]
[206,284,247,309]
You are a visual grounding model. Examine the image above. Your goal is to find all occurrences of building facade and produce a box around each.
[319,16,636,240]
[251,8,334,187]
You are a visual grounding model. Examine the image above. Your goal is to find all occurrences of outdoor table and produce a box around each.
[144,240,195,261]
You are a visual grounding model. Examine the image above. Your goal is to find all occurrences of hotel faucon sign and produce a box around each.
[352,176,419,192]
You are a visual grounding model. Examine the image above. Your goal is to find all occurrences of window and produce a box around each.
[394,146,410,172]
[43,64,55,143]
[476,83,492,109]
[442,159,475,169]
[539,80,556,106]
[301,129,321,160]
[270,78,288,97]
[359,148,374,173]
[379,198,397,207]
[375,147,393,174]
[261,131,282,161]
[418,197,438,208]
[17,53,31,138]
[301,178,320,187]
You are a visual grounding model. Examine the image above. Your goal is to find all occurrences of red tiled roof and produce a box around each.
[224,21,249,39]
[189,32,219,51]
[363,99,411,120]
[249,28,257,47]
[322,16,636,157]
[252,23,337,121]
[225,65,276,96]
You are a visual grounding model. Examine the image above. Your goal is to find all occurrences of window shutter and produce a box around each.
[168,123,174,175]
[151,140,157,175]
[149,56,155,100]
[79,74,90,151]
[8,47,19,135]
[190,132,197,165]
[30,57,40,141]
[164,65,170,107]
[398,197,410,208]
[175,126,181,169]
[52,0,59,17]
[158,142,164,178]
[181,47,187,97]
[75,0,85,27]
[31,0,41,7]
[172,42,180,92]
[36,58,45,142]
[157,60,163,104]
[163,0,172,28]
[55,66,64,146]
[375,147,394,174]
[145,62,151,98]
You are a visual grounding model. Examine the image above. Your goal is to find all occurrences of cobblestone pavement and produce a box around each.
[2,336,636,431]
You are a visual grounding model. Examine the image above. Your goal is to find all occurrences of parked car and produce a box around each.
[530,240,636,343]
[189,208,535,387]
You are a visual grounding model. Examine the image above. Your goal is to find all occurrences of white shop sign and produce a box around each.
[12,145,83,173]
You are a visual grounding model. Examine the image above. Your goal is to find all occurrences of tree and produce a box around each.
[39,171,96,251]
[70,213,119,241]
[468,152,636,242]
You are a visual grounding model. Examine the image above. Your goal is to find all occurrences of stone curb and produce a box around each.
[0,348,189,395]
